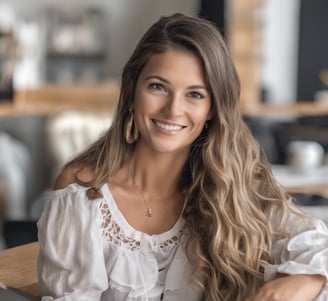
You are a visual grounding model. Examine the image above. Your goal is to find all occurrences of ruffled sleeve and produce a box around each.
[265,207,328,300]
[37,184,108,301]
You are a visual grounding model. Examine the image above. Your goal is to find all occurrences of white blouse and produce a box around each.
[37,183,328,301]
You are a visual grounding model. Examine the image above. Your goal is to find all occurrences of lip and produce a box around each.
[152,119,186,134]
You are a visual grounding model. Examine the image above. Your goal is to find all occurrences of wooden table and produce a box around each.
[272,164,328,195]
[0,242,40,297]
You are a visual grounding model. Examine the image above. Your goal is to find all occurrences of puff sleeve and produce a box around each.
[37,184,108,300]
[265,208,328,300]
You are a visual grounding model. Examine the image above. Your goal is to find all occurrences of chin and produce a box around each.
[151,142,190,155]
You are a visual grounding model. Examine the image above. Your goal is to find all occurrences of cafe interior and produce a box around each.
[0,0,328,298]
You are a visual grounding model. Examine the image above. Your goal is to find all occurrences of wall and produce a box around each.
[297,0,328,101]
[104,0,200,77]
[261,0,301,103]
[0,0,200,79]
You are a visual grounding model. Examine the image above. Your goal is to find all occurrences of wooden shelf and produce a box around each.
[0,81,120,117]
[243,102,328,118]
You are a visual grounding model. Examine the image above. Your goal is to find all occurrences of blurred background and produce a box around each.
[0,0,327,249]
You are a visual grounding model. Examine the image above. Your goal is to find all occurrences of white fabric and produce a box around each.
[265,208,328,300]
[37,184,201,301]
[37,184,328,300]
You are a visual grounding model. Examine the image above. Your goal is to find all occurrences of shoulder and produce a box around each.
[54,164,94,190]
[38,185,104,254]
[42,182,102,227]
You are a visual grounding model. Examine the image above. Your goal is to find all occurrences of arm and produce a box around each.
[245,274,326,301]
[37,185,108,300]
[246,208,328,301]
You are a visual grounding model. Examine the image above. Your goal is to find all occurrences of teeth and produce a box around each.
[155,120,183,131]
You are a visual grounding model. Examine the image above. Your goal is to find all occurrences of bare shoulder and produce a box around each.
[53,165,94,190]
[53,165,76,190]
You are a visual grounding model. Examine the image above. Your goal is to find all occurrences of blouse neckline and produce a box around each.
[100,183,186,242]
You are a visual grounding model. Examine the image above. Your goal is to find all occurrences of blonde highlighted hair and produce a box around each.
[66,13,293,300]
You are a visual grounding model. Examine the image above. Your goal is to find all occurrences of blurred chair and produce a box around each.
[28,110,113,222]
[297,114,328,127]
[243,116,286,164]
[0,132,32,220]
[0,115,49,248]
[245,114,328,165]
[0,133,37,247]
[45,110,114,182]
[274,115,328,164]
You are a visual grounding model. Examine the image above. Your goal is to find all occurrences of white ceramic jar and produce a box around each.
[287,140,324,173]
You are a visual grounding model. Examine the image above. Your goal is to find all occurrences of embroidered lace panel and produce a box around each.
[99,200,186,251]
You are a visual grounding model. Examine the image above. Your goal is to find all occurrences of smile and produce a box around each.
[153,120,185,132]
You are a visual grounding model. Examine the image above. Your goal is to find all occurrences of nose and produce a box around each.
[163,92,184,117]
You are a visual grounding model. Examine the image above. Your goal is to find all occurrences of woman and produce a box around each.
[37,14,328,301]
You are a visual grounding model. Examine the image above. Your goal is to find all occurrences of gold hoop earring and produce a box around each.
[125,111,139,144]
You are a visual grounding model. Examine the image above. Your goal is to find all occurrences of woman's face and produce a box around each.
[133,48,212,156]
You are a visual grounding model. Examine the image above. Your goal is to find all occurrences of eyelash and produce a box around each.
[149,83,166,91]
[188,91,204,99]
[148,83,205,99]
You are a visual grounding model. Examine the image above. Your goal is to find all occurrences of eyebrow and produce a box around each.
[144,75,208,91]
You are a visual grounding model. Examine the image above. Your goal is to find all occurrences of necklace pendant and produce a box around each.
[146,208,152,218]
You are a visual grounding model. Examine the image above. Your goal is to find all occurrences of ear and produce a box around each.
[206,109,214,121]
[128,104,134,114]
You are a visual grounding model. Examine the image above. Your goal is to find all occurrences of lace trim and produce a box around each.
[159,230,185,251]
[99,200,186,251]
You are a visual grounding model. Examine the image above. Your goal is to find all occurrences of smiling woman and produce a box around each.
[133,49,211,155]
[37,13,328,301]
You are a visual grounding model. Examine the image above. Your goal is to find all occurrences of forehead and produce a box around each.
[139,49,207,85]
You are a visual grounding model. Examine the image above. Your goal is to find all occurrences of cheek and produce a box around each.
[192,108,211,125]
[133,89,158,112]
[132,86,142,107]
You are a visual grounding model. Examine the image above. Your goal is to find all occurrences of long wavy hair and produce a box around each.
[66,13,294,301]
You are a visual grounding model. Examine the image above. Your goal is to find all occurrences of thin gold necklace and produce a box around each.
[129,165,152,218]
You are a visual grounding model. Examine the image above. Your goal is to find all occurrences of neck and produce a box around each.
[129,147,188,199]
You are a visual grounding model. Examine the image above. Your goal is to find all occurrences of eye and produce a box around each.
[149,83,166,92]
[187,91,204,99]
